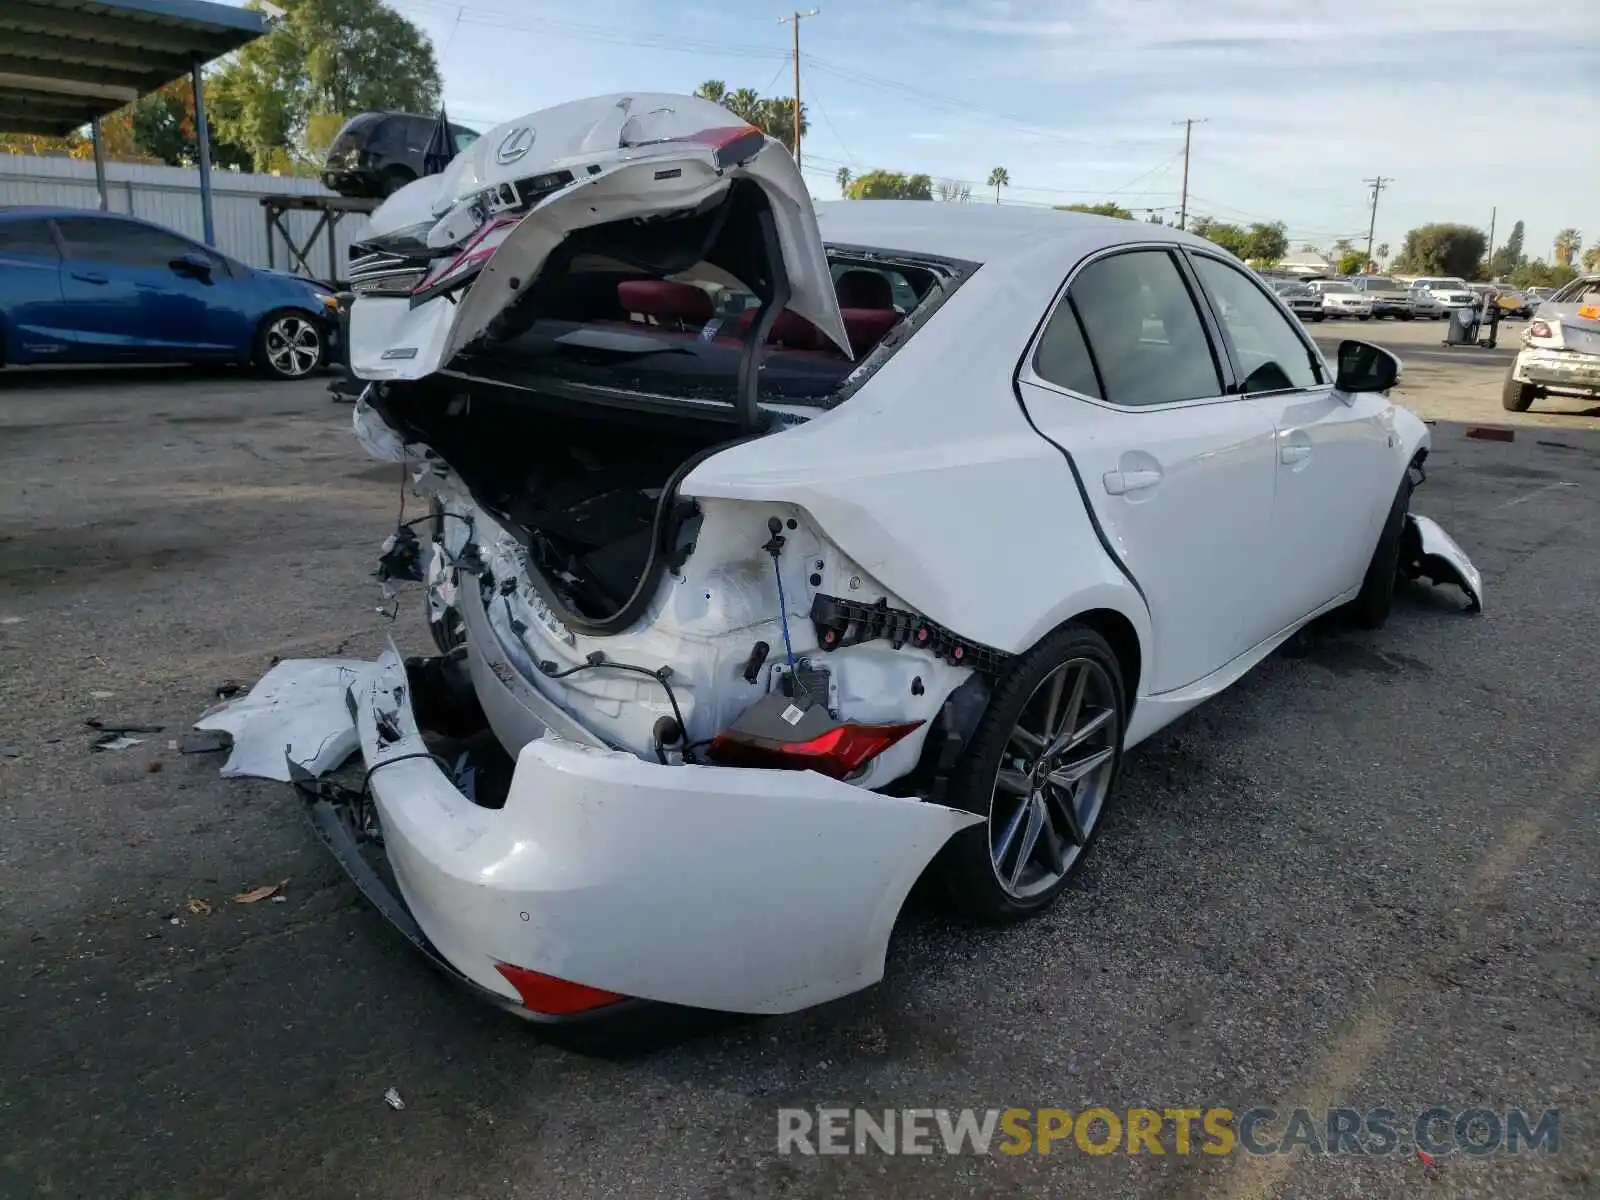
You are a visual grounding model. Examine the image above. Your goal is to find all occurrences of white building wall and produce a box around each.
[0,155,372,280]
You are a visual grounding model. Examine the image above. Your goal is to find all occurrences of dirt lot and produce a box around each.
[1,334,1597,1199]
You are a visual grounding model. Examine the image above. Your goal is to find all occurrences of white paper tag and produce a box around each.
[780,703,806,726]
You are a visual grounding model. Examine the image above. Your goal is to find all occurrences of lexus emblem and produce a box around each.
[495,126,535,165]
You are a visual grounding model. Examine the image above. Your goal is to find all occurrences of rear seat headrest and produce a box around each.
[835,268,895,310]
[617,280,714,325]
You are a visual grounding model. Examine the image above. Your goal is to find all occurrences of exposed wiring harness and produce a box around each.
[535,653,690,766]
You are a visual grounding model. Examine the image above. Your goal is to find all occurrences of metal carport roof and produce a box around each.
[0,0,265,136]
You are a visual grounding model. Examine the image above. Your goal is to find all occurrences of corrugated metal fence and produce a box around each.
[0,155,370,277]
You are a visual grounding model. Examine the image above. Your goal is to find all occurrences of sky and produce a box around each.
[265,0,1599,258]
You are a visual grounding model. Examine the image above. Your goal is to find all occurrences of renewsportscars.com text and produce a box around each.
[777,1106,1560,1157]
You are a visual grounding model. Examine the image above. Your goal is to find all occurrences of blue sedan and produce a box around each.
[0,207,339,380]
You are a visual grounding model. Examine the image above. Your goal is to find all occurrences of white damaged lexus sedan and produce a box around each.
[322,92,1482,1025]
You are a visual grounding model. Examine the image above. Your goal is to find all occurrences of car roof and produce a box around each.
[812,200,1212,265]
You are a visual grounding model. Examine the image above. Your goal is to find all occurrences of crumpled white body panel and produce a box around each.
[352,641,981,1014]
[1405,513,1484,612]
[195,659,376,782]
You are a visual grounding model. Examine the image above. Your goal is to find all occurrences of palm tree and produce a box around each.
[1553,227,1582,267]
[836,166,852,197]
[694,80,727,106]
[987,166,1010,204]
[725,88,762,124]
[1375,242,1389,264]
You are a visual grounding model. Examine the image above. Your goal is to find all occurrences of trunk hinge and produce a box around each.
[735,206,792,432]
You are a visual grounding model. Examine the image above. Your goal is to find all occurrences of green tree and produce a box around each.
[210,0,440,170]
[835,166,852,197]
[1147,212,1166,225]
[1553,227,1581,267]
[126,78,252,168]
[935,178,972,202]
[1337,250,1367,275]
[1190,217,1250,258]
[1393,224,1487,278]
[1582,243,1600,274]
[1244,221,1288,265]
[986,165,1010,204]
[1507,260,1578,289]
[1488,219,1525,277]
[1056,201,1133,219]
[845,170,933,200]
[1375,241,1390,264]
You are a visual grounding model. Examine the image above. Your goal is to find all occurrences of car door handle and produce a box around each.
[1280,443,1312,465]
[1103,468,1163,496]
[72,271,108,285]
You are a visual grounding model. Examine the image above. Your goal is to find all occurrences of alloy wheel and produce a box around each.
[264,315,321,378]
[988,658,1119,900]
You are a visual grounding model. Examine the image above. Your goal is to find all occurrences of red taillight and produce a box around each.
[705,720,923,780]
[411,212,524,303]
[1527,320,1554,339]
[493,962,627,1015]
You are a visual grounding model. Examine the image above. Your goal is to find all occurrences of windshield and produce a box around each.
[1364,277,1399,289]
[1320,281,1355,293]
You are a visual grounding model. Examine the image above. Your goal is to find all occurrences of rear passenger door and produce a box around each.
[1017,246,1282,693]
[0,216,72,362]
[1186,252,1395,627]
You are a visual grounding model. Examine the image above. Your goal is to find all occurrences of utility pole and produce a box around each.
[1486,206,1498,276]
[1173,118,1206,231]
[1363,176,1390,272]
[778,9,820,169]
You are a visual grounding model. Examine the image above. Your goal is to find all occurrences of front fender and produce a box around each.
[1393,403,1432,474]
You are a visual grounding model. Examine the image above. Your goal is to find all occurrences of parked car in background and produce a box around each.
[1503,274,1600,411]
[1306,279,1374,319]
[1407,290,1446,320]
[1349,275,1415,319]
[0,207,339,379]
[1410,277,1478,311]
[322,112,480,199]
[1266,276,1325,321]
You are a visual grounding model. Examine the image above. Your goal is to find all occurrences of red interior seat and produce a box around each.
[617,280,714,327]
[840,308,900,357]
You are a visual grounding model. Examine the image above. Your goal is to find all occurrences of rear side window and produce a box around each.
[1032,297,1101,398]
[0,218,58,258]
[1067,250,1222,406]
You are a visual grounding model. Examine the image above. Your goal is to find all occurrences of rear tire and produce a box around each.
[937,624,1126,922]
[1501,366,1538,412]
[1346,474,1412,630]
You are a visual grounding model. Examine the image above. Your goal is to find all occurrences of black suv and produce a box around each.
[322,113,480,199]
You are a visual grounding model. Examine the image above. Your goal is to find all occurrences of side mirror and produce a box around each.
[1335,339,1401,394]
[170,252,213,281]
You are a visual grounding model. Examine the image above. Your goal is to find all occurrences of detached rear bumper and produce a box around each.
[332,641,978,1017]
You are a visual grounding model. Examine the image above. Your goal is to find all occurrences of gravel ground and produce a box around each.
[1,348,1596,1200]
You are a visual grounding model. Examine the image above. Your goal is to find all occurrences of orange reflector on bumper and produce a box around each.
[494,962,628,1015]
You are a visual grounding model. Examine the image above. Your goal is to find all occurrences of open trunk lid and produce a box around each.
[347,92,849,381]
